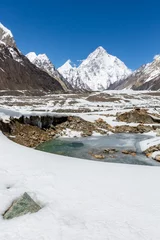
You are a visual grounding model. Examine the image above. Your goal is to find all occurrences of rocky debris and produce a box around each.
[90,148,119,160]
[95,118,113,131]
[155,155,160,162]
[115,124,153,133]
[1,114,157,149]
[145,144,160,158]
[92,154,105,159]
[4,116,112,148]
[122,150,136,156]
[8,121,55,148]
[156,129,160,136]
[146,152,152,158]
[116,108,160,124]
[3,193,41,220]
[55,116,112,137]
[103,148,118,154]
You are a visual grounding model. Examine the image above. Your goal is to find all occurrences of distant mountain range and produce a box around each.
[109,55,160,91]
[0,22,160,92]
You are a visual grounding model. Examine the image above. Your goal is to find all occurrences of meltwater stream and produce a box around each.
[36,133,160,166]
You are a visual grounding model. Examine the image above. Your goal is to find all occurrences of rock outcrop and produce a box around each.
[116,109,160,124]
[3,193,41,220]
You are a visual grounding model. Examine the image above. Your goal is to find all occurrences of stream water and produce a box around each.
[36,133,160,166]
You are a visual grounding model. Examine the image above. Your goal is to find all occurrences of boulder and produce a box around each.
[122,150,136,156]
[116,109,158,124]
[155,155,160,162]
[3,192,41,220]
[103,148,118,154]
[92,154,105,159]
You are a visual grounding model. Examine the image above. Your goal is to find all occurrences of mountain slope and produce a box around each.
[109,55,160,90]
[0,43,64,91]
[0,23,65,92]
[26,52,71,91]
[58,47,131,91]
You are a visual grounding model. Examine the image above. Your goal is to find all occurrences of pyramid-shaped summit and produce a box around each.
[58,46,132,91]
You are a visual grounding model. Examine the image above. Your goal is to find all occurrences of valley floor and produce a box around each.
[0,90,160,116]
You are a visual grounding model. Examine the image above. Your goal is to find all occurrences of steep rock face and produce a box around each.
[109,55,160,90]
[26,52,71,91]
[0,43,64,91]
[58,47,131,91]
[0,23,16,47]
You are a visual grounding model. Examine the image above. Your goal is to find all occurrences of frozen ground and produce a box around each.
[0,90,159,116]
[0,90,160,239]
[1,132,160,239]
[0,90,160,127]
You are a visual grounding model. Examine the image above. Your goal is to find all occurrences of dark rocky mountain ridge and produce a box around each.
[0,43,64,91]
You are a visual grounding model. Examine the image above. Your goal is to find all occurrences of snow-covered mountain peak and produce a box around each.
[153,54,160,62]
[38,53,49,61]
[58,60,74,73]
[0,23,13,37]
[92,46,106,55]
[91,46,107,56]
[26,52,49,63]
[79,46,108,68]
[58,46,131,91]
[0,23,16,47]
[26,52,37,62]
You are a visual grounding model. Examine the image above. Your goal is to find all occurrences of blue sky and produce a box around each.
[0,0,160,69]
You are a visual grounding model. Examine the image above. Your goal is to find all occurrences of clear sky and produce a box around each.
[0,0,160,70]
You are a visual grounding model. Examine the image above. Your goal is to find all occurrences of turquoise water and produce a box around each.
[36,133,160,166]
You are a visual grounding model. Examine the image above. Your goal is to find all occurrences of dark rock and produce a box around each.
[3,192,41,220]
[122,150,136,156]
[103,148,118,154]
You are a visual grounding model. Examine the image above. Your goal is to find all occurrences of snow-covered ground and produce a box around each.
[0,90,160,122]
[1,132,160,239]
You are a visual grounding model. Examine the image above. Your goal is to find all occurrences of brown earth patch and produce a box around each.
[7,121,56,148]
[115,124,153,133]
